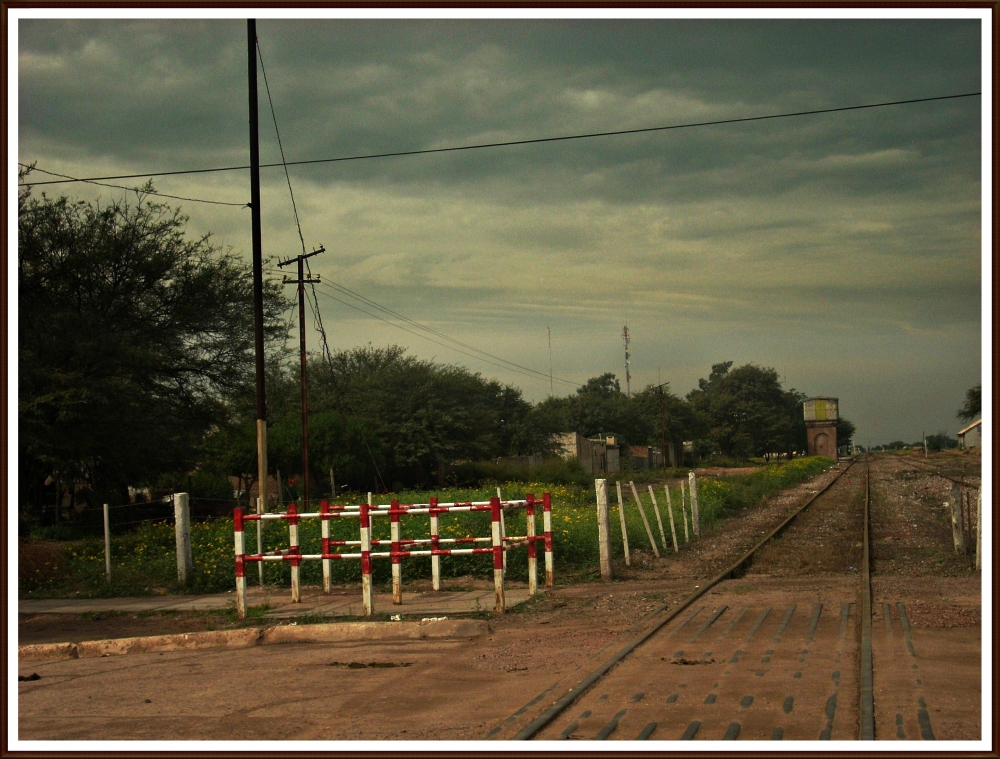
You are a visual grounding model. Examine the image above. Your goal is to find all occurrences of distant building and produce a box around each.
[556,432,620,474]
[628,445,664,470]
[957,419,982,450]
[803,397,838,457]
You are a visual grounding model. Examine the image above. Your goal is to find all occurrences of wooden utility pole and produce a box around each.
[248,20,269,515]
[278,246,325,512]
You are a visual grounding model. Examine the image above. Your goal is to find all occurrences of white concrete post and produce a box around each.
[430,497,441,591]
[647,485,667,551]
[628,481,660,558]
[526,493,538,595]
[664,485,679,553]
[103,504,111,583]
[288,503,301,603]
[688,472,701,538]
[173,493,193,585]
[949,483,966,554]
[680,480,690,543]
[595,479,613,580]
[615,482,630,566]
[543,493,554,588]
[491,497,505,612]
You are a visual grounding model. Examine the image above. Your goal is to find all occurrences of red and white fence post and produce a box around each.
[234,507,247,620]
[491,496,505,612]
[543,492,554,588]
[526,493,537,596]
[430,497,441,591]
[360,500,374,617]
[288,503,301,603]
[391,500,403,604]
[320,500,331,594]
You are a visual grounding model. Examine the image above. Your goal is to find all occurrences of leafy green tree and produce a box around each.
[686,362,806,460]
[925,432,958,451]
[532,372,651,452]
[957,384,981,422]
[837,418,857,450]
[18,175,289,513]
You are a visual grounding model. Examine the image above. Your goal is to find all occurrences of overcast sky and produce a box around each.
[14,12,988,445]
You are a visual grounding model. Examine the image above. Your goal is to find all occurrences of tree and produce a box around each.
[18,175,290,513]
[686,362,806,460]
[926,432,958,451]
[532,372,651,452]
[957,384,981,422]
[837,418,857,450]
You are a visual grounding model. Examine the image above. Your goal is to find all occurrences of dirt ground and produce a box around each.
[16,455,982,742]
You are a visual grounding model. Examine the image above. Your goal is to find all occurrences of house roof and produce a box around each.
[957,419,982,436]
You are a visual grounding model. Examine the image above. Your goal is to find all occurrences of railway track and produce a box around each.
[487,454,976,741]
[485,460,874,740]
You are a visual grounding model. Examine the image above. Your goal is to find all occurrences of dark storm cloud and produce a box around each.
[15,15,984,441]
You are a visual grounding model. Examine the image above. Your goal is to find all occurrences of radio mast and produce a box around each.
[622,322,631,398]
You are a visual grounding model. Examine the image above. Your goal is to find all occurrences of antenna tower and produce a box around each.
[622,322,631,398]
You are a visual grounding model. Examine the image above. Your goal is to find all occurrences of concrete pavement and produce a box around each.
[19,584,535,619]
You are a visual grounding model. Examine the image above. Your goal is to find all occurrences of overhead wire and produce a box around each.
[17,162,249,207]
[256,35,387,492]
[18,91,981,187]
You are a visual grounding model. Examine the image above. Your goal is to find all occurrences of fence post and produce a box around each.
[430,497,441,591]
[647,484,668,551]
[688,472,701,538]
[616,482,630,566]
[543,492,554,588]
[173,493,193,585]
[526,493,538,595]
[628,481,660,558]
[663,485,679,553]
[321,500,332,594]
[491,496,505,612]
[288,503,301,602]
[391,500,402,604]
[680,480,690,543]
[234,507,247,620]
[949,483,966,554]
[361,500,374,617]
[103,503,111,583]
[595,479,613,580]
[975,489,982,571]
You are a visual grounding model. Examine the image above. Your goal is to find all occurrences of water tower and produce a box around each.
[803,397,838,457]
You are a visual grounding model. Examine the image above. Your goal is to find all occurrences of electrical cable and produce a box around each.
[310,279,578,387]
[17,163,249,207]
[18,92,981,187]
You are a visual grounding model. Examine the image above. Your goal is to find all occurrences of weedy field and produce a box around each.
[19,458,833,599]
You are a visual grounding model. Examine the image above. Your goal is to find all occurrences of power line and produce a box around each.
[17,163,249,207]
[264,263,582,387]
[310,280,580,388]
[18,92,981,187]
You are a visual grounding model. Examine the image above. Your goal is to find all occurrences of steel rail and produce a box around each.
[508,459,858,741]
[888,453,979,488]
[860,456,875,739]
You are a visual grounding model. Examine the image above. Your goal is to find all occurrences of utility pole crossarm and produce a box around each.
[277,245,325,269]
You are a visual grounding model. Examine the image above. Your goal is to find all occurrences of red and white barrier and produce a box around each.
[233,492,552,619]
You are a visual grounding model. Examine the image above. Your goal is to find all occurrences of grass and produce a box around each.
[19,460,833,599]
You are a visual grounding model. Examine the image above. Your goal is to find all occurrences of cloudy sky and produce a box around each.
[13,12,988,445]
